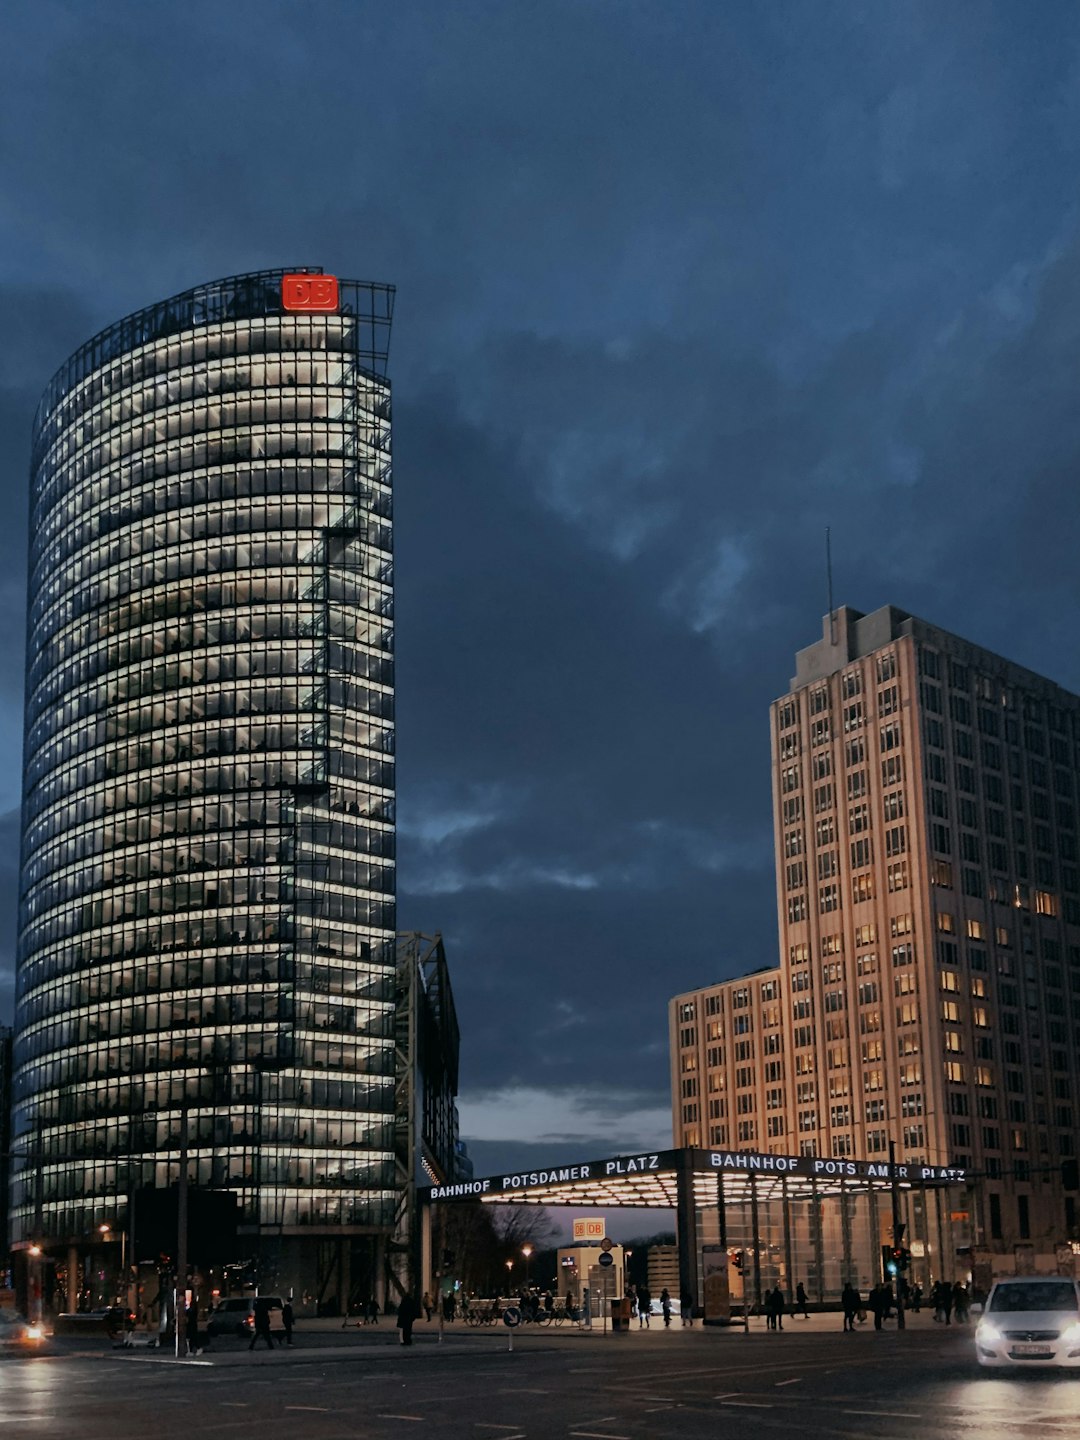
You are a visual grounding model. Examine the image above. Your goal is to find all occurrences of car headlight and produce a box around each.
[976,1321,1000,1343]
[26,1325,44,1341]
[1060,1321,1080,1343]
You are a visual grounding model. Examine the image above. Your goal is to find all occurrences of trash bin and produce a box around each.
[611,1297,632,1332]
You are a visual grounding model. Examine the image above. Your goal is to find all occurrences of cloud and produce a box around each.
[460,1084,673,1154]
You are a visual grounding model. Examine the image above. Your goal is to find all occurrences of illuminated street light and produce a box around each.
[522,1244,533,1290]
[505,1259,513,1296]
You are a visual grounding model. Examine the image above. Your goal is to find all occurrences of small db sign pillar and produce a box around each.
[281,274,339,312]
[573,1217,606,1242]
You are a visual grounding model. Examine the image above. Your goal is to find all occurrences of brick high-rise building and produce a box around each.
[672,605,1080,1256]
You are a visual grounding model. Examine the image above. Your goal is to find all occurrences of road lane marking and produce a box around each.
[285,1407,329,1413]
[843,1411,914,1420]
[569,1433,630,1440]
[720,1401,773,1408]
[377,1416,425,1423]
[775,1377,802,1386]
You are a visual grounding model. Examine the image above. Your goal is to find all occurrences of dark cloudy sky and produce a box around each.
[2,0,1080,1181]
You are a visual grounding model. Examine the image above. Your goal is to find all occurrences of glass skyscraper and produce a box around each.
[10,268,397,1303]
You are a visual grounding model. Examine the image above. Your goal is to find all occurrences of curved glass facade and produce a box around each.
[10,268,397,1251]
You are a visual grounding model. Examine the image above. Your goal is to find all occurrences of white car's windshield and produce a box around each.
[990,1282,1078,1313]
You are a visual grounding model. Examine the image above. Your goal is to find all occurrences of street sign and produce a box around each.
[598,1252,614,1268]
[503,1306,521,1327]
[600,1237,613,1253]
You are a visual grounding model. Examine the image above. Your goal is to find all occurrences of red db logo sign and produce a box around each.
[281,274,339,312]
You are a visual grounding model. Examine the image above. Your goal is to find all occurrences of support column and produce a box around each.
[749,1175,763,1310]
[375,1234,387,1309]
[868,1184,882,1281]
[840,1178,853,1286]
[675,1152,700,1315]
[716,1176,727,1250]
[810,1180,825,1305]
[420,1202,432,1299]
[67,1245,79,1312]
[935,1186,949,1284]
[782,1176,795,1302]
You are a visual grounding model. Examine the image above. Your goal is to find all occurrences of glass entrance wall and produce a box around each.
[695,1176,961,1306]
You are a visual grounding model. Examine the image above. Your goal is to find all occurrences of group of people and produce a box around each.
[929,1279,971,1324]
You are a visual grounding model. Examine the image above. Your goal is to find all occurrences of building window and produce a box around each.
[887,861,909,893]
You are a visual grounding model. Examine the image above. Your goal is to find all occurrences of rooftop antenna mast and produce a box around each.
[826,526,836,645]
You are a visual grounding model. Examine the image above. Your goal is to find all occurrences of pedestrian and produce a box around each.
[939,1281,953,1326]
[397,1293,420,1347]
[422,1292,433,1322]
[249,1298,276,1350]
[868,1284,885,1332]
[795,1281,810,1319]
[910,1282,922,1313]
[185,1297,200,1356]
[366,1296,380,1326]
[764,1288,776,1331]
[282,1299,294,1347]
[680,1288,694,1326]
[841,1282,860,1332]
[637,1285,651,1328]
[770,1286,787,1331]
[660,1288,672,1327]
[952,1281,969,1324]
[442,1291,455,1323]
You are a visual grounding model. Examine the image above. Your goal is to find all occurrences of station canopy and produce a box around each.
[418,1146,968,1209]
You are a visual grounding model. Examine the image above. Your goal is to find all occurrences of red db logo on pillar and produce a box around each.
[281,274,339,312]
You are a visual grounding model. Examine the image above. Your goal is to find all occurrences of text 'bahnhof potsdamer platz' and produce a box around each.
[9,269,399,1309]
[672,605,1080,1283]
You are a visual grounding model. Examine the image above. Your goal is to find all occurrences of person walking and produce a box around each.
[868,1284,885,1332]
[366,1296,380,1326]
[660,1288,672,1327]
[841,1282,860,1332]
[249,1298,276,1350]
[185,1297,200,1356]
[680,1288,694,1326]
[637,1285,651,1328]
[795,1281,810,1319]
[769,1286,787,1331]
[421,1292,433,1322]
[952,1281,969,1324]
[397,1293,420,1347]
[282,1299,294,1347]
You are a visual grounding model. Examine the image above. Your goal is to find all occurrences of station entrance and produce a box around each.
[419,1146,968,1313]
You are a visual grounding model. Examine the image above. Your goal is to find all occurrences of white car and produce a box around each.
[976,1276,1080,1369]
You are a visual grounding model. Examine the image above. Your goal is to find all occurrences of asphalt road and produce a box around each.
[3,1314,1079,1440]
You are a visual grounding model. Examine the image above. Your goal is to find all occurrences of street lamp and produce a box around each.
[505,1259,513,1296]
[522,1244,533,1290]
[28,1246,42,1325]
[100,1223,128,1308]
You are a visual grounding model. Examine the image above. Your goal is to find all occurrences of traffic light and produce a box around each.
[890,1246,911,1272]
[731,1250,744,1271]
